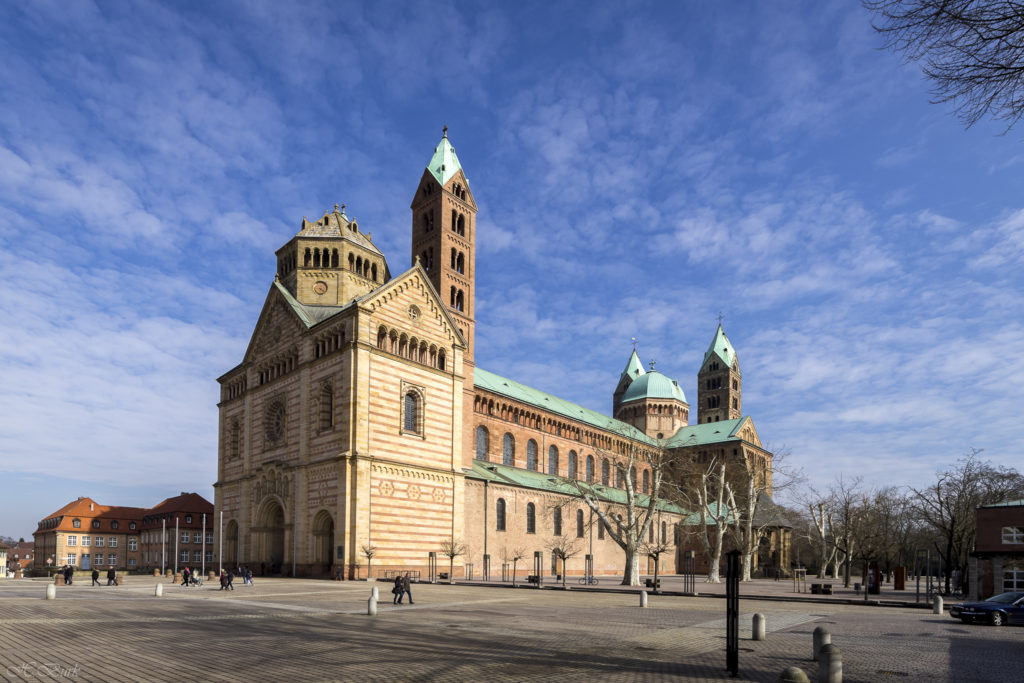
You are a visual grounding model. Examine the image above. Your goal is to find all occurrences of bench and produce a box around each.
[645,578,661,590]
[439,572,449,581]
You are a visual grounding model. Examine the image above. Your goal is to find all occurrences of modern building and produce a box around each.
[215,132,786,579]
[971,498,1024,599]
[33,493,213,573]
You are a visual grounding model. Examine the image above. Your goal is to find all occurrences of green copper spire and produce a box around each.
[620,348,646,381]
[426,127,464,186]
[704,324,736,367]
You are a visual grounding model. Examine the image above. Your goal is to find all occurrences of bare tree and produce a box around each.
[508,546,526,587]
[864,0,1024,131]
[908,449,1024,592]
[565,433,679,586]
[807,495,839,579]
[727,448,799,581]
[640,534,674,593]
[360,544,377,580]
[439,538,466,584]
[693,462,734,583]
[547,537,582,589]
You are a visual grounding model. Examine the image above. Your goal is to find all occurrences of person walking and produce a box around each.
[65,565,73,585]
[91,568,101,586]
[225,569,234,590]
[219,570,227,590]
[106,568,116,586]
[181,567,190,587]
[393,574,403,604]
[402,573,414,605]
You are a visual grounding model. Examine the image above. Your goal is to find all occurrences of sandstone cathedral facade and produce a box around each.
[215,132,788,579]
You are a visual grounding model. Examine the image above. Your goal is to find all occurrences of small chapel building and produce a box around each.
[215,132,788,579]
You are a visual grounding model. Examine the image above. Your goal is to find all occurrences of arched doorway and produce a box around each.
[256,499,286,573]
[312,510,335,576]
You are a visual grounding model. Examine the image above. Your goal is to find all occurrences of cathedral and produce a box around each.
[215,132,787,579]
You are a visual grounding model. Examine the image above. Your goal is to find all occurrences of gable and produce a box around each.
[362,265,465,349]
[243,285,309,365]
[735,416,762,448]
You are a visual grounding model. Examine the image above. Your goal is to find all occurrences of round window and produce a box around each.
[265,400,286,444]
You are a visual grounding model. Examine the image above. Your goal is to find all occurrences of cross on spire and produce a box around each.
[716,311,724,326]
[648,359,656,371]
[442,125,448,138]
[631,336,638,351]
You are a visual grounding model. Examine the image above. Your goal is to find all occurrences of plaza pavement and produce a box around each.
[0,575,1019,682]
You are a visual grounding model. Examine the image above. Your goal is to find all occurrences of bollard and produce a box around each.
[933,595,943,614]
[753,613,766,641]
[367,595,377,616]
[812,626,830,662]
[45,584,56,600]
[155,583,163,597]
[640,590,648,608]
[779,666,810,683]
[817,643,841,683]
[371,585,379,601]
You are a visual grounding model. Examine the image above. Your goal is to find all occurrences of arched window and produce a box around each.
[615,466,623,489]
[450,247,457,269]
[586,455,594,483]
[319,383,333,432]
[356,256,363,275]
[643,469,650,494]
[576,509,584,538]
[456,252,464,274]
[661,521,667,544]
[371,263,378,281]
[553,507,562,536]
[438,349,446,371]
[601,459,610,486]
[314,248,321,267]
[455,290,464,311]
[402,391,421,435]
[496,498,506,531]
[630,466,637,491]
[547,446,559,475]
[502,433,515,466]
[304,248,312,267]
[526,439,538,471]
[450,287,456,307]
[457,213,465,236]
[475,426,489,460]
[348,252,354,270]
[526,502,535,534]
[568,451,578,479]
[331,249,339,268]
[451,209,457,231]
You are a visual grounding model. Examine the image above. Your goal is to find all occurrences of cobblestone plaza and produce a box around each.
[1,577,1020,682]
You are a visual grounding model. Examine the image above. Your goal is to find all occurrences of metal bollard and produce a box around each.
[933,595,943,614]
[640,590,648,608]
[812,626,830,661]
[753,613,766,641]
[371,585,379,601]
[155,583,163,597]
[367,595,377,616]
[779,666,810,683]
[45,584,56,600]
[817,643,841,683]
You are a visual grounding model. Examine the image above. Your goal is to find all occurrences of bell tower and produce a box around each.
[697,324,742,423]
[410,128,477,362]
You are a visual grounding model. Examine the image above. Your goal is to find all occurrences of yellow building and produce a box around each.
[215,132,784,579]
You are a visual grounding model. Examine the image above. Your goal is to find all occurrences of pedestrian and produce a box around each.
[402,573,414,605]
[65,565,74,585]
[393,574,403,604]
[245,567,253,585]
[219,570,226,590]
[181,567,190,587]
[91,568,101,586]
[226,570,234,591]
[107,568,116,586]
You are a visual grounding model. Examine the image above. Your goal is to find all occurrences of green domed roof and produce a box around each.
[621,370,686,403]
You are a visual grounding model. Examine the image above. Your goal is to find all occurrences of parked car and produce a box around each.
[949,591,1024,626]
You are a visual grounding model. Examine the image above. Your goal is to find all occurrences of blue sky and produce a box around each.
[2,1,1023,540]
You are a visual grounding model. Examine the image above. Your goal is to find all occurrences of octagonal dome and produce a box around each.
[620,370,686,403]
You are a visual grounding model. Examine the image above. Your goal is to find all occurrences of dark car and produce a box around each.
[949,591,1024,626]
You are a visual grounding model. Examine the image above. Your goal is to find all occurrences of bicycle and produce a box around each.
[578,576,599,585]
